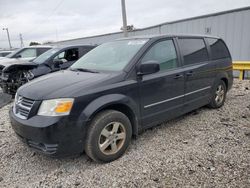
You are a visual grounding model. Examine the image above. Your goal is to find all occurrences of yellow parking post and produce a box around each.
[233,61,250,80]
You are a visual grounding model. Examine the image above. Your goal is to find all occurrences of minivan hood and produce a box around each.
[18,70,120,100]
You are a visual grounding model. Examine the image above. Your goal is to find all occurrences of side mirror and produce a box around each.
[137,61,160,76]
[53,59,65,68]
[16,54,22,58]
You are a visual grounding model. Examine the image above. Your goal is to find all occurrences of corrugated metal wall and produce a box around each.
[54,7,250,62]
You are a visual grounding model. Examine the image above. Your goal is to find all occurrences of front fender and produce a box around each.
[79,94,139,121]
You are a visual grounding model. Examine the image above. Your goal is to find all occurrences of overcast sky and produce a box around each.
[0,0,250,48]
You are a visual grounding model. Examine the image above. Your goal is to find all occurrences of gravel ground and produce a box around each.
[0,79,249,188]
[0,89,12,108]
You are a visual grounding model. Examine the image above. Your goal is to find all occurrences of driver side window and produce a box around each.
[141,40,177,72]
[53,48,79,63]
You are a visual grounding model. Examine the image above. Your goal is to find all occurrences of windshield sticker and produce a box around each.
[127,40,147,45]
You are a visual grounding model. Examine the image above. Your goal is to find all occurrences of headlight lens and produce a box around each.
[38,98,74,116]
[23,70,34,80]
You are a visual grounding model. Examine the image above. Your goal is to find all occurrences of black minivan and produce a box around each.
[10,35,233,162]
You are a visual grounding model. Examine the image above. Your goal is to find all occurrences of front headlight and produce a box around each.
[37,98,74,116]
[23,70,34,80]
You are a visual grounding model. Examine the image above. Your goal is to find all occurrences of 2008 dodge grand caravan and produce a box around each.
[10,35,233,162]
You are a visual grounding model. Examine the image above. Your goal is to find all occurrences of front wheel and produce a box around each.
[85,110,132,163]
[208,80,227,108]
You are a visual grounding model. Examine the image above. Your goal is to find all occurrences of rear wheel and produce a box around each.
[208,80,227,108]
[85,110,132,163]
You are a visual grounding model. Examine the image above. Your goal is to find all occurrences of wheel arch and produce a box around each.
[212,72,230,91]
[220,77,228,91]
[78,94,140,136]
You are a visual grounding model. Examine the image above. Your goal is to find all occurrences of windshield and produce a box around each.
[33,48,60,64]
[70,39,148,72]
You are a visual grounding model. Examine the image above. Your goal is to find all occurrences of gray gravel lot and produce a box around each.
[0,79,249,188]
[0,89,12,109]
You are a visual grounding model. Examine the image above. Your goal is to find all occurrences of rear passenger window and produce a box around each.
[207,38,230,60]
[178,38,209,65]
[141,40,177,71]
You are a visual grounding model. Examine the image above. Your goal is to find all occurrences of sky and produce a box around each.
[0,0,250,49]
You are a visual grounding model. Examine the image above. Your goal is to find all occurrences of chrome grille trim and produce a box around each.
[14,95,35,120]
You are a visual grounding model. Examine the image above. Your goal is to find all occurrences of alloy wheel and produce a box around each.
[215,84,225,105]
[98,122,126,155]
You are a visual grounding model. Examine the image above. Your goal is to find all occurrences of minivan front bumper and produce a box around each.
[10,108,87,157]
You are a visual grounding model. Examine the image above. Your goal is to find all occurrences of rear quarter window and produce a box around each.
[80,47,93,56]
[178,38,209,66]
[207,38,231,60]
[37,48,51,56]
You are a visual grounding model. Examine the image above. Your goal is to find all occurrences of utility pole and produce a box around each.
[19,33,24,48]
[2,28,12,49]
[121,0,128,37]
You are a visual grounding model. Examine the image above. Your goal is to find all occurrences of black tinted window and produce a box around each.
[207,38,230,60]
[141,40,177,71]
[37,48,51,56]
[178,38,209,65]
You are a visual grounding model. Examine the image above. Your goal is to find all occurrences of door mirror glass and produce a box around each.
[137,61,160,75]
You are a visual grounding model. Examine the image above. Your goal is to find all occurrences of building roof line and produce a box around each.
[140,6,250,30]
[55,6,250,43]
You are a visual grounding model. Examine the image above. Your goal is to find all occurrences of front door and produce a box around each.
[138,39,185,128]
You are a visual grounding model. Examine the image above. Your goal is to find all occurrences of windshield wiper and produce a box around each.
[70,68,99,73]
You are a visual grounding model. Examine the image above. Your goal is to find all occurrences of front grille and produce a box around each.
[14,96,35,119]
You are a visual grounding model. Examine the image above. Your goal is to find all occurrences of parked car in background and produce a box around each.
[2,46,52,61]
[10,35,233,162]
[0,45,96,95]
[0,46,52,77]
[0,50,14,57]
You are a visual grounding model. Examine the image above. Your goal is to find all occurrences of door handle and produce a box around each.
[186,71,193,76]
[174,74,184,79]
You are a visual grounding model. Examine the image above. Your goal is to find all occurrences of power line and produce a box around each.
[46,0,65,20]
[24,0,65,36]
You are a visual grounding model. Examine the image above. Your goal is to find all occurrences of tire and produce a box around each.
[208,80,227,109]
[85,110,132,163]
